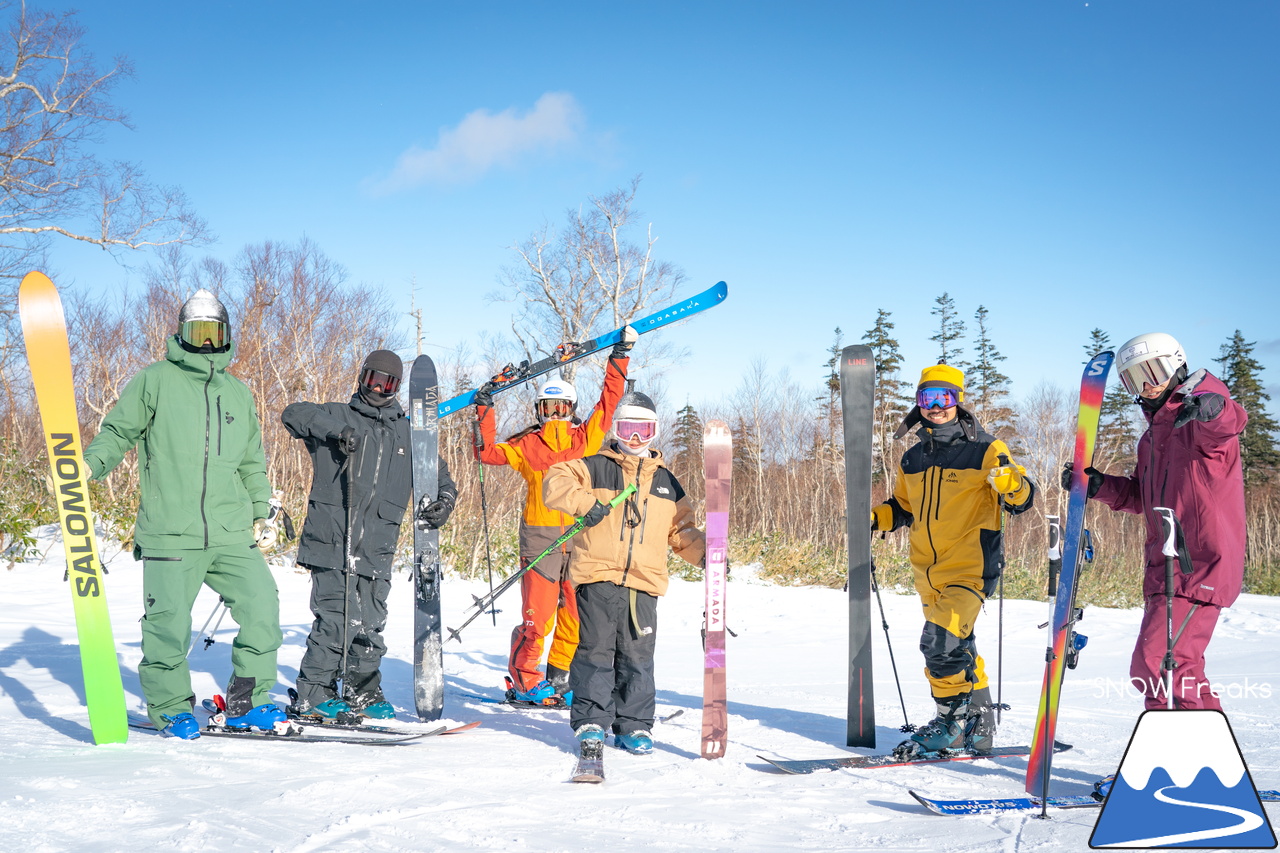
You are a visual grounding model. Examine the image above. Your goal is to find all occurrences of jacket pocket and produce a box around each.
[305,498,344,546]
[978,527,1004,598]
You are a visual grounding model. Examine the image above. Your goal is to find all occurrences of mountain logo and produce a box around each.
[1090,709,1276,849]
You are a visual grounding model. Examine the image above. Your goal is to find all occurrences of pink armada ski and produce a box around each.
[701,420,732,759]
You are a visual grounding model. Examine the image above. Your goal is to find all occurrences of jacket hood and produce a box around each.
[601,441,666,466]
[348,392,405,423]
[165,334,235,373]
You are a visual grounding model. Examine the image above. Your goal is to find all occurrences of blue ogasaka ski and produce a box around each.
[409,355,444,721]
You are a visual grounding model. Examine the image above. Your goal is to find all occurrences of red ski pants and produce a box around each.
[508,563,579,692]
[1130,594,1223,710]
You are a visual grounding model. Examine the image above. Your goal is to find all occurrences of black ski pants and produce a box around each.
[295,565,390,709]
[568,581,657,736]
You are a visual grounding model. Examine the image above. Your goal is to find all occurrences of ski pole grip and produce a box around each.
[601,482,638,512]
[1153,506,1179,558]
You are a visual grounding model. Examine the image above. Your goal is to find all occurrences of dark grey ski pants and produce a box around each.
[568,581,657,735]
[295,565,390,709]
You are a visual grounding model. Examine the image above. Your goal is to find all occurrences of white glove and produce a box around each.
[254,518,277,550]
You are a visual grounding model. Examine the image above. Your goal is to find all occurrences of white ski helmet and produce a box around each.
[1115,332,1186,396]
[177,288,230,352]
[613,390,659,450]
[536,376,578,422]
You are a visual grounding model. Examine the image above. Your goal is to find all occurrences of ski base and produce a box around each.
[572,742,606,783]
[911,788,1280,816]
[759,741,1072,775]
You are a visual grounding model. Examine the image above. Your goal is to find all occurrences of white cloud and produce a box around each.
[372,92,583,192]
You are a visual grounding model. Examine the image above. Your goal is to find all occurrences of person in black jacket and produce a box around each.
[282,350,457,719]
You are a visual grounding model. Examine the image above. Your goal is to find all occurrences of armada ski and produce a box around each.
[18,271,128,745]
[840,344,876,747]
[437,281,728,417]
[701,420,732,759]
[409,355,444,721]
[758,741,1071,775]
[1025,350,1113,796]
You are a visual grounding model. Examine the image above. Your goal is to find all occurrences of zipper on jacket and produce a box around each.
[201,362,213,549]
[620,462,643,584]
[216,397,223,456]
[638,498,650,544]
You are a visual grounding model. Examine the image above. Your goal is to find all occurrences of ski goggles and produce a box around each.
[1118,357,1175,396]
[916,386,959,409]
[359,367,401,394]
[537,399,574,419]
[615,419,657,442]
[180,319,227,350]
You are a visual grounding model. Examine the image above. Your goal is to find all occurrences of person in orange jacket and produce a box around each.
[472,326,636,703]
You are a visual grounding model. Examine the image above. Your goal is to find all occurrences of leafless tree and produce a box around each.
[497,177,686,387]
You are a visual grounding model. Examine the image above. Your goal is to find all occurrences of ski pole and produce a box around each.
[870,555,913,732]
[447,482,638,643]
[188,597,228,656]
[339,451,357,694]
[472,416,499,625]
[1153,506,1180,710]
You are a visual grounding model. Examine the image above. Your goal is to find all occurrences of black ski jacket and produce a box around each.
[282,394,456,578]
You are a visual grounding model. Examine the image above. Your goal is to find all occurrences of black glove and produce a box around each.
[1060,462,1104,498]
[1173,392,1225,429]
[473,383,495,408]
[417,495,455,530]
[580,501,609,527]
[335,426,359,456]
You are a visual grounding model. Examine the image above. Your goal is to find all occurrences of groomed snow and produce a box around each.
[2,527,1277,852]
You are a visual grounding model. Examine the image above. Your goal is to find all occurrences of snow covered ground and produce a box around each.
[2,527,1277,852]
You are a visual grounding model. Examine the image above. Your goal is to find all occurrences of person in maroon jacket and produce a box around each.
[1064,332,1247,710]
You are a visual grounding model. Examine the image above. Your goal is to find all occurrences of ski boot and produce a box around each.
[964,686,997,754]
[892,694,969,760]
[161,712,201,740]
[505,677,558,705]
[614,729,654,755]
[360,701,396,720]
[576,724,605,757]
[288,692,360,724]
[546,665,574,707]
[224,703,288,731]
[1093,774,1116,801]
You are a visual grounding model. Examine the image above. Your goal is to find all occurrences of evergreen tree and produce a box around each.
[862,309,910,488]
[1085,328,1140,470]
[817,328,843,442]
[929,292,969,372]
[671,401,705,504]
[1215,330,1280,485]
[969,305,1013,434]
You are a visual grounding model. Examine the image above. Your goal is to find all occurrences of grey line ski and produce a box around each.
[840,344,876,747]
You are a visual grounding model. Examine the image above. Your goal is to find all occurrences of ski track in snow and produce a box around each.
[1,526,1277,851]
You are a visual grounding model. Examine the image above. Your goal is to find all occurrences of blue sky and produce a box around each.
[54,1,1279,414]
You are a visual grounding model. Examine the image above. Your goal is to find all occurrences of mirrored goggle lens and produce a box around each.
[538,399,573,418]
[1119,358,1172,395]
[360,368,400,394]
[616,419,656,442]
[916,387,959,409]
[181,319,227,349]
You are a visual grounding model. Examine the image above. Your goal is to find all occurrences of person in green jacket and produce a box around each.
[83,289,284,739]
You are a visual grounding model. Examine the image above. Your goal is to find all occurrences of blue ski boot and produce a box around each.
[575,724,605,744]
[161,712,201,740]
[1093,774,1116,800]
[892,694,969,760]
[224,703,287,731]
[614,729,654,755]
[507,678,556,704]
[361,701,396,720]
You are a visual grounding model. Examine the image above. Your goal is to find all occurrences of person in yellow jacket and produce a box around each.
[473,327,636,704]
[543,390,706,755]
[871,363,1036,758]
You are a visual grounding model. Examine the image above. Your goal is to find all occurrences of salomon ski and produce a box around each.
[19,271,128,745]
[409,355,444,720]
[840,344,876,747]
[437,281,728,417]
[759,742,1072,775]
[701,420,732,759]
[1026,350,1113,796]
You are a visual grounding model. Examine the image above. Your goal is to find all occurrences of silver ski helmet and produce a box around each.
[613,390,658,450]
[178,288,230,353]
[536,376,577,422]
[1116,332,1186,396]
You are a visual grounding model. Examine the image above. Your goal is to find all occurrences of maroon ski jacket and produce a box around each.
[1093,369,1247,608]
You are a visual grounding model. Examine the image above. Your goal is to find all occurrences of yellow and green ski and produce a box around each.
[19,271,128,744]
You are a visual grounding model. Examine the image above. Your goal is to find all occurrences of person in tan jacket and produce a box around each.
[543,391,705,755]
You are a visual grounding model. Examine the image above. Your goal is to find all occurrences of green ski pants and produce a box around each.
[140,544,281,728]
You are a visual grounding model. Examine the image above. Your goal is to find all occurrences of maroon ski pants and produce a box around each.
[1130,594,1223,710]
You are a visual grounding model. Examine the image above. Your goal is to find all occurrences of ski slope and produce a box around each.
[1,526,1277,852]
